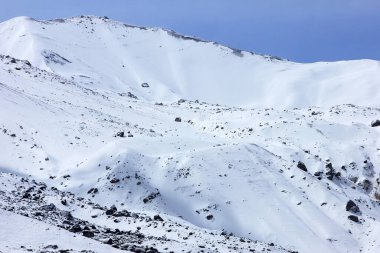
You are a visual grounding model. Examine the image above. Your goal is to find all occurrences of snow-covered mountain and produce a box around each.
[1,15,380,108]
[0,16,380,253]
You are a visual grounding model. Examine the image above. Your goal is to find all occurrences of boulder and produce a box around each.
[371,120,380,127]
[297,161,308,172]
[153,214,164,221]
[82,230,94,238]
[110,178,120,183]
[69,224,82,233]
[116,131,125,137]
[106,205,117,215]
[346,200,361,214]
[348,215,359,223]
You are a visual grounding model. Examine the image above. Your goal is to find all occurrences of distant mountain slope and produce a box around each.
[0,15,379,108]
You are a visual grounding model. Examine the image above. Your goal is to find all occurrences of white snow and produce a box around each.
[0,209,124,253]
[0,15,379,108]
[0,15,380,253]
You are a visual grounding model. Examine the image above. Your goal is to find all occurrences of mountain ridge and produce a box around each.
[1,15,379,108]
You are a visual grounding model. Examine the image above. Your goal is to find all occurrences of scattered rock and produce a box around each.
[346,200,361,214]
[82,230,95,238]
[110,178,120,183]
[371,120,380,127]
[127,92,138,99]
[106,205,117,215]
[44,244,59,250]
[87,188,98,194]
[153,214,164,221]
[297,161,308,172]
[69,224,82,233]
[116,131,125,137]
[347,215,359,223]
[143,191,160,204]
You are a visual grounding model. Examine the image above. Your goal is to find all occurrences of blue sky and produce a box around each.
[1,0,379,62]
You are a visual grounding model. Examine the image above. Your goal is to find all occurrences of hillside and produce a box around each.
[0,16,380,253]
[0,16,380,108]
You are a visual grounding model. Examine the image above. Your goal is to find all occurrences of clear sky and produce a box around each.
[1,0,379,63]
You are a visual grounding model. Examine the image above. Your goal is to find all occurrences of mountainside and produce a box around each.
[0,15,380,108]
[1,16,380,253]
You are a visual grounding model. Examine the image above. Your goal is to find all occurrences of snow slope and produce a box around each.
[0,209,125,253]
[0,15,379,108]
[1,16,380,253]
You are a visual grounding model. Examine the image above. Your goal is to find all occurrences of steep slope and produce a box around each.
[0,15,379,108]
[0,209,124,253]
[1,16,380,253]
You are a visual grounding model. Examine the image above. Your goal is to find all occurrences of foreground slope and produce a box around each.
[0,16,380,253]
[0,16,379,108]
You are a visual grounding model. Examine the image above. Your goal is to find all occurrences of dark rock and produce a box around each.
[143,191,160,204]
[110,178,120,183]
[82,230,94,238]
[206,214,214,220]
[40,203,56,212]
[371,120,380,127]
[87,188,98,194]
[314,171,323,177]
[174,117,182,122]
[141,82,149,88]
[297,161,308,172]
[116,131,125,137]
[106,205,117,215]
[44,245,58,250]
[22,193,31,199]
[112,210,129,217]
[325,163,335,180]
[69,224,82,233]
[346,200,360,214]
[153,214,164,221]
[347,215,359,223]
[325,162,333,170]
[127,92,138,99]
